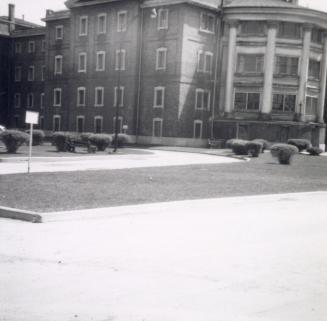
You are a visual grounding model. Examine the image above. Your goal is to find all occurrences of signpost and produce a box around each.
[25,111,39,174]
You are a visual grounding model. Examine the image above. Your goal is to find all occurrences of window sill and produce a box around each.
[199,29,215,35]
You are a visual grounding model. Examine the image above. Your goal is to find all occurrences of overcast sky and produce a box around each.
[1,0,327,25]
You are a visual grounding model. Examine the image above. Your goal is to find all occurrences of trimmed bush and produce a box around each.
[88,134,112,151]
[26,129,45,146]
[111,133,130,148]
[287,138,312,152]
[271,143,299,165]
[52,132,77,152]
[307,146,323,156]
[226,138,241,149]
[246,141,263,157]
[251,139,269,152]
[80,132,93,143]
[230,139,249,155]
[0,129,29,153]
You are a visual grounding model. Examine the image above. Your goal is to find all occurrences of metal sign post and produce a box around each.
[25,111,39,174]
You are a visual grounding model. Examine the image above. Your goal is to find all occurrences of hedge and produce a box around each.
[307,146,323,156]
[26,129,45,146]
[251,139,269,152]
[246,141,263,157]
[0,129,29,153]
[230,139,249,155]
[287,139,312,152]
[88,134,112,151]
[52,132,78,152]
[271,143,299,165]
[110,133,130,148]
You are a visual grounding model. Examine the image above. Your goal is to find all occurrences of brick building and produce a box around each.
[1,0,327,148]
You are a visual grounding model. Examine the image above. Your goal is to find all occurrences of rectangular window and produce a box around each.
[305,96,318,115]
[40,93,45,109]
[154,86,165,108]
[237,54,264,74]
[15,42,21,54]
[200,12,215,33]
[156,48,167,70]
[98,14,107,34]
[272,94,296,112]
[41,40,46,52]
[275,56,299,76]
[158,9,168,30]
[28,66,35,81]
[56,25,63,40]
[278,22,301,39]
[114,86,124,107]
[53,115,61,131]
[76,116,85,133]
[27,93,34,108]
[234,92,260,111]
[53,88,62,107]
[15,66,22,82]
[95,87,104,106]
[193,120,203,139]
[113,116,123,133]
[153,118,163,137]
[79,16,88,36]
[54,55,63,74]
[77,87,86,106]
[309,60,321,79]
[78,53,87,72]
[311,29,322,44]
[198,51,213,73]
[115,49,126,70]
[14,93,21,108]
[28,41,35,53]
[94,116,103,133]
[117,11,127,32]
[240,21,264,35]
[96,51,106,71]
[195,88,210,110]
[41,66,46,81]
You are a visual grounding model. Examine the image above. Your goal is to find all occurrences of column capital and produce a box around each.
[225,20,239,28]
[303,23,313,32]
[267,21,279,30]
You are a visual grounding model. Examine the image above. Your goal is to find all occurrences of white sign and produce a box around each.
[25,111,39,125]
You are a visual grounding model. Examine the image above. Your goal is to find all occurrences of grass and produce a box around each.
[1,153,327,213]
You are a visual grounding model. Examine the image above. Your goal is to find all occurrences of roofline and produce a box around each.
[142,0,221,11]
[65,0,123,9]
[42,10,70,22]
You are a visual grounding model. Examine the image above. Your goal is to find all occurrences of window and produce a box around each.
[53,88,62,106]
[77,87,86,106]
[95,87,104,106]
[158,9,168,30]
[76,116,85,133]
[272,94,296,112]
[14,93,21,108]
[193,120,203,139]
[78,53,87,72]
[305,96,318,115]
[54,55,63,74]
[41,65,46,81]
[40,93,45,109]
[98,14,107,34]
[96,51,106,71]
[28,66,35,81]
[200,12,215,33]
[153,86,165,108]
[240,21,264,35]
[14,66,22,82]
[309,60,320,79]
[27,93,34,108]
[113,116,123,133]
[94,116,103,133]
[53,115,61,131]
[28,41,35,53]
[156,48,167,70]
[237,54,264,74]
[115,49,126,70]
[197,51,213,73]
[275,56,298,76]
[195,88,210,110]
[79,16,88,36]
[278,22,301,39]
[15,42,21,54]
[117,11,127,32]
[56,25,63,40]
[114,86,124,107]
[311,29,322,44]
[41,40,46,52]
[152,118,163,137]
[234,92,260,111]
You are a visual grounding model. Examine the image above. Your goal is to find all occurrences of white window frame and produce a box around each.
[40,93,45,109]
[193,120,203,139]
[117,10,127,32]
[28,66,35,81]
[156,47,167,70]
[41,65,46,81]
[95,87,104,107]
[79,16,88,36]
[94,116,103,133]
[77,87,86,107]
[55,25,64,40]
[197,51,213,73]
[97,13,107,34]
[234,91,261,111]
[114,86,125,107]
[113,116,123,133]
[96,51,106,71]
[28,41,35,53]
[78,53,87,73]
[200,12,215,34]
[14,93,21,108]
[27,93,34,108]
[53,88,62,107]
[53,115,61,131]
[15,66,22,82]
[115,49,126,70]
[152,118,163,137]
[158,9,168,30]
[195,88,210,110]
[15,42,21,54]
[153,86,165,108]
[54,55,63,75]
[76,115,85,133]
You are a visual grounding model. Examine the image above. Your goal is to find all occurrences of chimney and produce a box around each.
[8,3,15,33]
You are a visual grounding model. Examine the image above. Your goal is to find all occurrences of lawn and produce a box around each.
[1,152,326,213]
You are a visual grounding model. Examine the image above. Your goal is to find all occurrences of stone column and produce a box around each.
[261,21,278,117]
[318,32,327,123]
[224,20,238,115]
[298,24,312,121]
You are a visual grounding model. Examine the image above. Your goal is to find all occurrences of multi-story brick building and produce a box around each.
[1,0,327,149]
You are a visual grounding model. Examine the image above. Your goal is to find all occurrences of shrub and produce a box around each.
[246,141,263,157]
[26,129,45,146]
[287,138,312,152]
[0,129,29,153]
[251,139,269,152]
[52,132,77,152]
[307,146,323,156]
[231,139,249,155]
[88,134,112,151]
[80,132,93,143]
[271,143,299,165]
[111,133,130,148]
[226,138,241,149]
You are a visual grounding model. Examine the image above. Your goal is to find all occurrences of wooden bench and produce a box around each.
[208,139,225,149]
[66,140,97,153]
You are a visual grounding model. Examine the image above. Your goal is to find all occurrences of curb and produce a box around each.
[0,206,42,223]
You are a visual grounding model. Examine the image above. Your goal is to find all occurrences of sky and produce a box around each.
[1,0,327,25]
